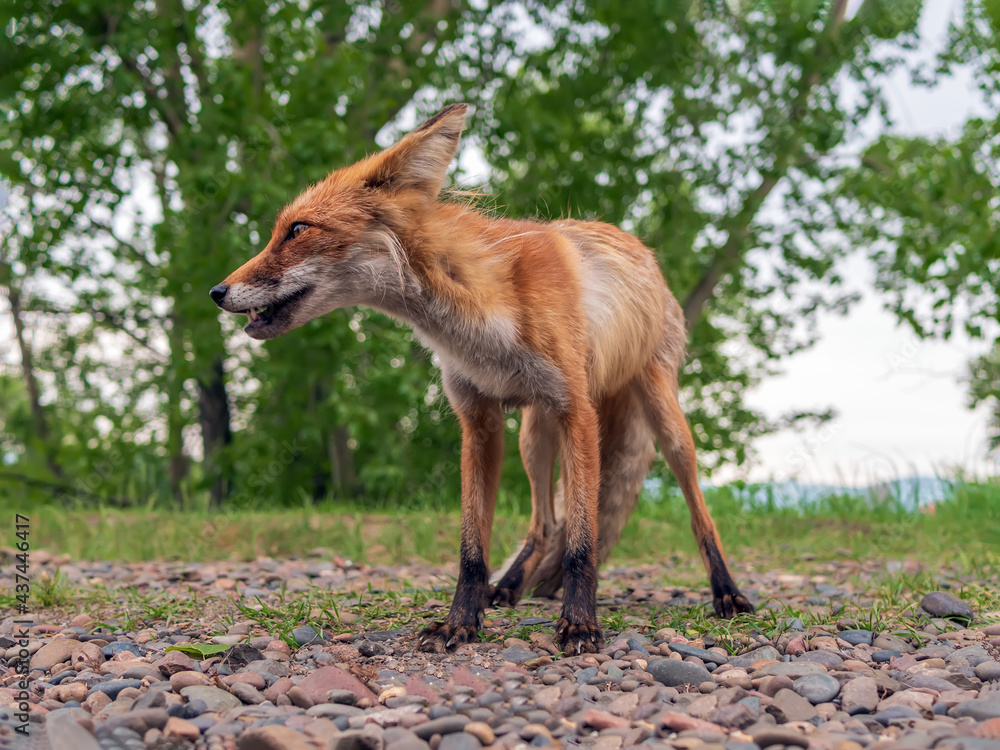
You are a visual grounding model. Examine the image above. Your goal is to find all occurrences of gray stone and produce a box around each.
[796,651,843,668]
[498,647,537,664]
[729,645,781,668]
[413,716,470,740]
[292,625,325,646]
[950,699,1000,721]
[306,704,365,718]
[710,701,758,728]
[229,682,266,704]
[46,711,102,750]
[948,646,992,667]
[899,673,957,692]
[329,689,359,704]
[839,676,877,715]
[914,644,954,659]
[754,661,827,679]
[241,659,291,677]
[576,667,599,684]
[626,637,650,656]
[838,629,874,646]
[974,660,1000,682]
[791,673,840,704]
[872,633,914,653]
[439,733,481,750]
[87,679,143,699]
[767,688,818,723]
[647,658,712,687]
[872,705,921,724]
[238,725,322,750]
[748,725,809,748]
[937,740,1000,750]
[330,728,385,750]
[180,685,242,713]
[102,642,145,658]
[668,643,729,664]
[920,591,975,622]
[872,650,899,663]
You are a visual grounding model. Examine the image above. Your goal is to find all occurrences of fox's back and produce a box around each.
[550,219,684,397]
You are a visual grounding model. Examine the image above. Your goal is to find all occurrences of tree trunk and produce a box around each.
[330,426,354,497]
[6,281,63,480]
[198,355,232,507]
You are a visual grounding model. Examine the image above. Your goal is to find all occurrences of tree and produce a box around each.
[456,0,928,470]
[1,0,473,506]
[838,0,999,454]
[2,0,986,508]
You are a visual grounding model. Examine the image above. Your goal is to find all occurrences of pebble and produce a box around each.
[647,657,712,686]
[975,661,1000,682]
[792,673,841,704]
[18,556,1000,750]
[840,676,878,715]
[952,699,1000,721]
[839,629,874,646]
[668,642,729,664]
[921,591,975,621]
[769,688,819,722]
[180,685,242,712]
[872,633,915,653]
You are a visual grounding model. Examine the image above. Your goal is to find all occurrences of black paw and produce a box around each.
[555,618,604,655]
[489,585,521,608]
[418,621,479,653]
[712,581,754,618]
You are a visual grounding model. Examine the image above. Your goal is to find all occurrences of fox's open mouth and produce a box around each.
[231,287,310,337]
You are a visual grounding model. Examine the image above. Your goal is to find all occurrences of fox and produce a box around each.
[210,103,753,655]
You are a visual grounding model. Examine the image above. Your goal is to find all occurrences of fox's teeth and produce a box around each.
[248,309,258,322]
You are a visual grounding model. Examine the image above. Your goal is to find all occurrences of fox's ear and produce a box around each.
[364,103,467,197]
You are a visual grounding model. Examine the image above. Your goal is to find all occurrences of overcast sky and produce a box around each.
[731,0,997,486]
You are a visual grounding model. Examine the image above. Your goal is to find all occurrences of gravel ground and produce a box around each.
[2,553,1000,750]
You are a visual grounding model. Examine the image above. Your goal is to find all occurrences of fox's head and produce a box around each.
[210,103,467,339]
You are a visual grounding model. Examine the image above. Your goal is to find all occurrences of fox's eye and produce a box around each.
[285,223,308,242]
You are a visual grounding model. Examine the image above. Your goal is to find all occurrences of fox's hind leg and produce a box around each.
[634,356,753,618]
[516,386,656,598]
[490,405,558,606]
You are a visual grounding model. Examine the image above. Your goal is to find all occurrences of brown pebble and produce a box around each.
[263,676,294,702]
[221,673,266,690]
[464,721,495,745]
[164,716,200,740]
[582,708,630,730]
[699,681,716,693]
[170,671,211,691]
[154,651,195,676]
[70,642,105,671]
[287,685,314,709]
[49,682,88,704]
[84,691,112,713]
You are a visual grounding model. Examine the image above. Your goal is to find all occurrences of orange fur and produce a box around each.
[212,103,751,654]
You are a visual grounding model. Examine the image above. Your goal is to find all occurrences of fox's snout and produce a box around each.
[209,284,229,306]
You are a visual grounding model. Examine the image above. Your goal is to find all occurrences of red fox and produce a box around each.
[211,104,752,654]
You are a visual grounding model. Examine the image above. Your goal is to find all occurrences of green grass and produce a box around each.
[7,480,997,651]
[8,480,997,572]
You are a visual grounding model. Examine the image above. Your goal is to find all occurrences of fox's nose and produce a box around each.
[209,284,229,305]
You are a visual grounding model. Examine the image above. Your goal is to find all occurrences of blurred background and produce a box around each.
[1,0,998,525]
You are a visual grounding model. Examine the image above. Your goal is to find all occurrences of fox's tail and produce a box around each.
[494,386,656,597]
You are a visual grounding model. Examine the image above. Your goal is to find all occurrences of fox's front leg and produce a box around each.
[419,397,504,653]
[555,400,605,655]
